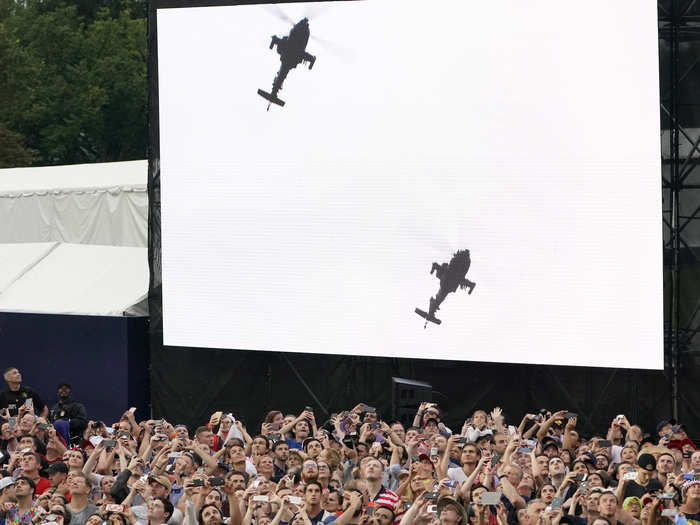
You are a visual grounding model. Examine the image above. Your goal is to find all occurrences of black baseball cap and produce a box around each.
[47,462,69,475]
[637,453,656,471]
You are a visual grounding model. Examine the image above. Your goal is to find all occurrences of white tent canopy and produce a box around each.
[0,242,148,316]
[0,160,148,316]
[0,160,147,247]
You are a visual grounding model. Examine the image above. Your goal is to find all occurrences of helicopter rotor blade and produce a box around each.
[310,34,356,64]
[263,5,295,26]
[303,4,331,21]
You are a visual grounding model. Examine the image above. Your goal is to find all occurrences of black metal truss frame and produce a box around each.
[659,0,700,418]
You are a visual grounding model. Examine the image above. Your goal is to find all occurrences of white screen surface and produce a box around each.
[157,0,663,369]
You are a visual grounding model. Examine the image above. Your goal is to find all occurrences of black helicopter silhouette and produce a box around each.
[258,17,316,110]
[415,249,476,328]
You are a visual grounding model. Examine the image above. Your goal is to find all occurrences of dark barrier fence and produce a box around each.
[150,345,700,439]
[0,313,150,425]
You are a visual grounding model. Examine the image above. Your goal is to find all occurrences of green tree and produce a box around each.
[0,0,146,166]
[0,123,36,167]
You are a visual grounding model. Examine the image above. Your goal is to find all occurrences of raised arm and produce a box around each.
[536,410,567,443]
[496,475,526,510]
[561,417,577,451]
[438,435,457,480]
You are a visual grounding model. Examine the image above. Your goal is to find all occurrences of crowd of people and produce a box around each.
[1,366,699,525]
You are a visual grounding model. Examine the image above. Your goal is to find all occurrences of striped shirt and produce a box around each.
[370,486,400,511]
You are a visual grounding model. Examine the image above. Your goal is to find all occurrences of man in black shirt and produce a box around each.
[49,382,87,442]
[0,368,47,418]
[620,453,663,499]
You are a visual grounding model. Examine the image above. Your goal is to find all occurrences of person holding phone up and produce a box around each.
[0,368,47,419]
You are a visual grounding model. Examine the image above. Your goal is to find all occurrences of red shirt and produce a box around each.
[35,477,51,495]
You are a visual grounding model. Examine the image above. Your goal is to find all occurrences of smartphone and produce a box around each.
[253,495,269,502]
[363,406,377,413]
[289,496,303,505]
[190,479,205,487]
[656,493,676,500]
[208,477,225,486]
[551,497,564,510]
[304,406,314,412]
[424,491,440,500]
[517,448,532,454]
[563,412,577,419]
[455,437,468,444]
[168,452,183,458]
[268,423,281,431]
[106,504,124,513]
[427,505,437,514]
[430,447,439,457]
[25,399,33,409]
[574,474,587,482]
[365,505,374,516]
[683,474,697,480]
[103,439,117,447]
[369,423,380,430]
[491,454,501,467]
[37,423,50,430]
[525,440,538,447]
[9,417,16,429]
[661,509,678,517]
[598,440,612,448]
[480,492,502,506]
[269,433,281,441]
[623,472,638,481]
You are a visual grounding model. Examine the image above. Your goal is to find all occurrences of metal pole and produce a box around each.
[670,0,681,421]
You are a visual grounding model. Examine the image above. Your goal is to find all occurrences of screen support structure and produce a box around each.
[659,0,700,420]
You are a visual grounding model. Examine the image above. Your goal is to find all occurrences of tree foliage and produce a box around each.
[0,123,36,167]
[0,0,147,167]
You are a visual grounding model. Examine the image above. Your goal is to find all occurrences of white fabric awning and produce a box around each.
[0,242,148,316]
[0,160,147,247]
